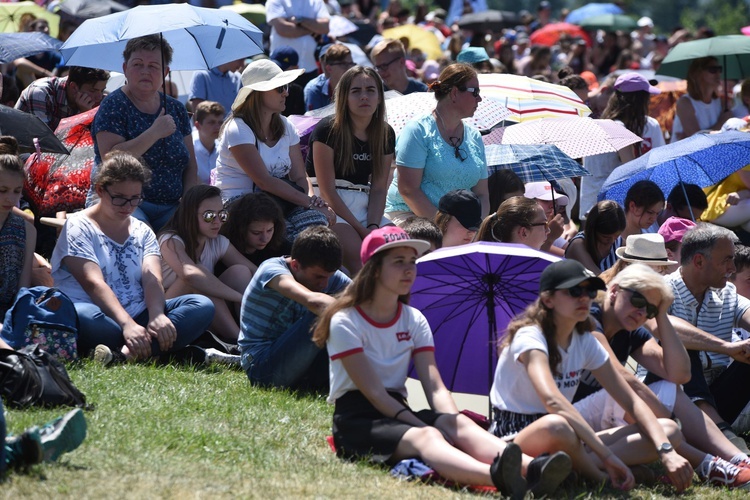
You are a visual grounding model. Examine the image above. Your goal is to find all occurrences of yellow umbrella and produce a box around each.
[220,2,266,27]
[382,24,442,60]
[0,1,59,38]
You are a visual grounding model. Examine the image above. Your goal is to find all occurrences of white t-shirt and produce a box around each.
[158,232,231,289]
[266,0,330,73]
[214,115,300,201]
[51,214,160,317]
[192,129,218,185]
[326,303,435,403]
[490,325,609,414]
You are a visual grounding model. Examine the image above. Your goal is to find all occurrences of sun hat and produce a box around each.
[539,260,605,293]
[615,233,677,265]
[438,189,482,231]
[637,16,654,28]
[360,226,431,265]
[524,181,569,206]
[231,59,305,112]
[456,47,490,64]
[658,216,696,244]
[614,72,661,95]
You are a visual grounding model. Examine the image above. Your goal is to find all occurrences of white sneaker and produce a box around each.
[205,348,241,367]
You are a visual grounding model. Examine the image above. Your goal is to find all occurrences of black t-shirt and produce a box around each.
[305,115,395,185]
[573,304,653,402]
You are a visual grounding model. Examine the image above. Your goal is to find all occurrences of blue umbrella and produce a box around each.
[566,3,624,25]
[0,32,62,64]
[598,131,750,207]
[60,4,264,72]
[486,143,590,184]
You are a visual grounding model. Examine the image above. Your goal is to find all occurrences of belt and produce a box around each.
[312,182,370,193]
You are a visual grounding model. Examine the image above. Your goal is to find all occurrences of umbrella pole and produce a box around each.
[724,55,728,111]
[484,272,499,418]
[160,33,167,112]
[676,176,696,222]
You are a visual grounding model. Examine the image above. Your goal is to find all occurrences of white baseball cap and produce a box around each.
[524,181,569,206]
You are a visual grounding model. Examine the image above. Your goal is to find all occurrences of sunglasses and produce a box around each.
[459,86,481,98]
[565,286,599,299]
[622,288,658,319]
[448,136,467,162]
[202,210,228,223]
[275,84,289,94]
[104,186,144,207]
[706,65,723,74]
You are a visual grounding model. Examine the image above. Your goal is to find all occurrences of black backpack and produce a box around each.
[0,345,90,409]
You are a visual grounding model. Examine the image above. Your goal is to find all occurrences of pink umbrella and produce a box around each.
[742,26,750,36]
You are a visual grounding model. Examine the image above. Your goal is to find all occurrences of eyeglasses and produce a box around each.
[706,65,723,74]
[564,286,599,299]
[622,288,658,319]
[459,86,481,98]
[448,136,467,162]
[104,186,144,207]
[328,60,356,69]
[375,55,401,71]
[202,210,228,223]
[274,84,290,94]
[528,220,549,229]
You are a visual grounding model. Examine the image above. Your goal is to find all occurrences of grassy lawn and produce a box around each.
[2,362,748,499]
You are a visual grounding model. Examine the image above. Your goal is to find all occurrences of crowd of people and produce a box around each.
[3,0,750,495]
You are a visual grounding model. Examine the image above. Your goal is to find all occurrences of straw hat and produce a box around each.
[231,59,304,112]
[615,233,677,266]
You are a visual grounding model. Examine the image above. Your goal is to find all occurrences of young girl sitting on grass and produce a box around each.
[159,185,256,343]
[313,226,572,498]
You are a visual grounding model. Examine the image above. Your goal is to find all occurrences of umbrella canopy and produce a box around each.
[456,10,518,33]
[219,3,266,26]
[0,1,60,37]
[529,22,592,47]
[478,73,591,122]
[382,25,442,60]
[57,0,128,22]
[60,4,264,72]
[0,32,62,64]
[599,131,750,206]
[410,242,559,395]
[328,15,359,38]
[657,35,750,81]
[577,14,638,32]
[566,3,623,25]
[23,108,97,216]
[487,116,642,159]
[485,143,590,184]
[0,105,68,155]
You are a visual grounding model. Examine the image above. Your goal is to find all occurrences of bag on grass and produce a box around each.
[1,286,79,361]
[0,344,89,409]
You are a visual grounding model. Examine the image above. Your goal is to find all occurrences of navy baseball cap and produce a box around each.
[270,47,299,71]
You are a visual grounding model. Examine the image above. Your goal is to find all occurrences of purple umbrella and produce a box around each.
[410,242,560,396]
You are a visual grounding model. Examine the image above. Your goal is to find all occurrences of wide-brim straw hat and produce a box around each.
[615,233,677,266]
[231,59,304,112]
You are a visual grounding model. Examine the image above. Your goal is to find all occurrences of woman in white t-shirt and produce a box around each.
[159,185,256,343]
[672,57,732,143]
[490,260,693,492]
[579,73,665,220]
[312,227,573,498]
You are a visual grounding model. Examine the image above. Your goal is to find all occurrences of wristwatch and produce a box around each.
[657,442,674,454]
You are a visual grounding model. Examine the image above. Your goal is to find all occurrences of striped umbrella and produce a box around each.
[478,73,591,123]
[485,143,590,184]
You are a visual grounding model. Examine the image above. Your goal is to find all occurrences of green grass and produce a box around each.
[1,362,748,499]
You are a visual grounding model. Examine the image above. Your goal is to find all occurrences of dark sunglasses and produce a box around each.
[565,286,599,299]
[706,65,723,74]
[275,84,289,94]
[622,288,658,319]
[448,136,467,162]
[459,86,481,98]
[202,210,228,223]
[104,186,144,207]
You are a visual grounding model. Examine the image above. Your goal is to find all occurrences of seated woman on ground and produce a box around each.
[490,260,693,492]
[219,192,291,268]
[313,227,573,498]
[159,185,256,343]
[573,264,750,490]
[620,180,665,244]
[308,66,394,274]
[51,152,215,365]
[434,189,482,248]
[566,200,626,275]
[475,196,550,251]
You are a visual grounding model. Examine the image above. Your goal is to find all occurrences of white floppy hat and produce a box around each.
[615,233,677,266]
[231,59,305,112]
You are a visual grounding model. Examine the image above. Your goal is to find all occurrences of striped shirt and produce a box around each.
[15,76,71,130]
[566,232,621,272]
[666,269,750,369]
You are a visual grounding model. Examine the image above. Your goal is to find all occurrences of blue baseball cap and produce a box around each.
[270,47,299,71]
[456,47,489,64]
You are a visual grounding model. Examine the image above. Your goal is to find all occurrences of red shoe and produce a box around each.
[703,457,750,490]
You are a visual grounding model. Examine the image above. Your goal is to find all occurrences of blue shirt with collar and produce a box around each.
[188,67,241,117]
[303,74,332,111]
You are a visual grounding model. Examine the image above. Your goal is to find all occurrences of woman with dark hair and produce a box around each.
[620,180,665,243]
[488,168,525,213]
[308,65,394,274]
[520,46,552,80]
[475,196,550,251]
[565,200,626,275]
[672,57,732,142]
[385,63,489,226]
[579,73,665,219]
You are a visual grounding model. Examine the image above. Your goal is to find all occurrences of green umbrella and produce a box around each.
[577,14,638,32]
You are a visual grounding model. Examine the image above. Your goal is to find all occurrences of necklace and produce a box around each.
[434,108,463,145]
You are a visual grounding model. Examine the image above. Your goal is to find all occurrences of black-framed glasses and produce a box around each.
[706,65,723,74]
[375,55,401,71]
[202,210,228,223]
[448,136,467,162]
[459,86,481,98]
[275,84,289,94]
[565,286,599,299]
[103,186,144,207]
[622,288,658,319]
[528,220,549,229]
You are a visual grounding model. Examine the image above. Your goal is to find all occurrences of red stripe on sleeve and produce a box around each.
[330,347,364,360]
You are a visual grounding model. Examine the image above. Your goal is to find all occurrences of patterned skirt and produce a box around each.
[490,408,547,439]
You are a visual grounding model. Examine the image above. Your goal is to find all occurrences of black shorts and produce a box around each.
[332,390,443,464]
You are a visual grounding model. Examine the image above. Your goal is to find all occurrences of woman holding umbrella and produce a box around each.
[90,35,198,231]
[385,63,489,226]
[671,57,732,142]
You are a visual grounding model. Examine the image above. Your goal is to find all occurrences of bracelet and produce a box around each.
[367,223,379,229]
[393,408,409,419]
[308,198,315,210]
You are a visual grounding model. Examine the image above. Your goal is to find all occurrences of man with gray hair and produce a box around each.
[660,223,750,451]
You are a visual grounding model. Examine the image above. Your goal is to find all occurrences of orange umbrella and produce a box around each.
[530,23,592,47]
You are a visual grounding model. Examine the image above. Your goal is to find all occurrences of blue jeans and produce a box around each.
[132,200,178,233]
[75,295,214,356]
[244,310,328,391]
